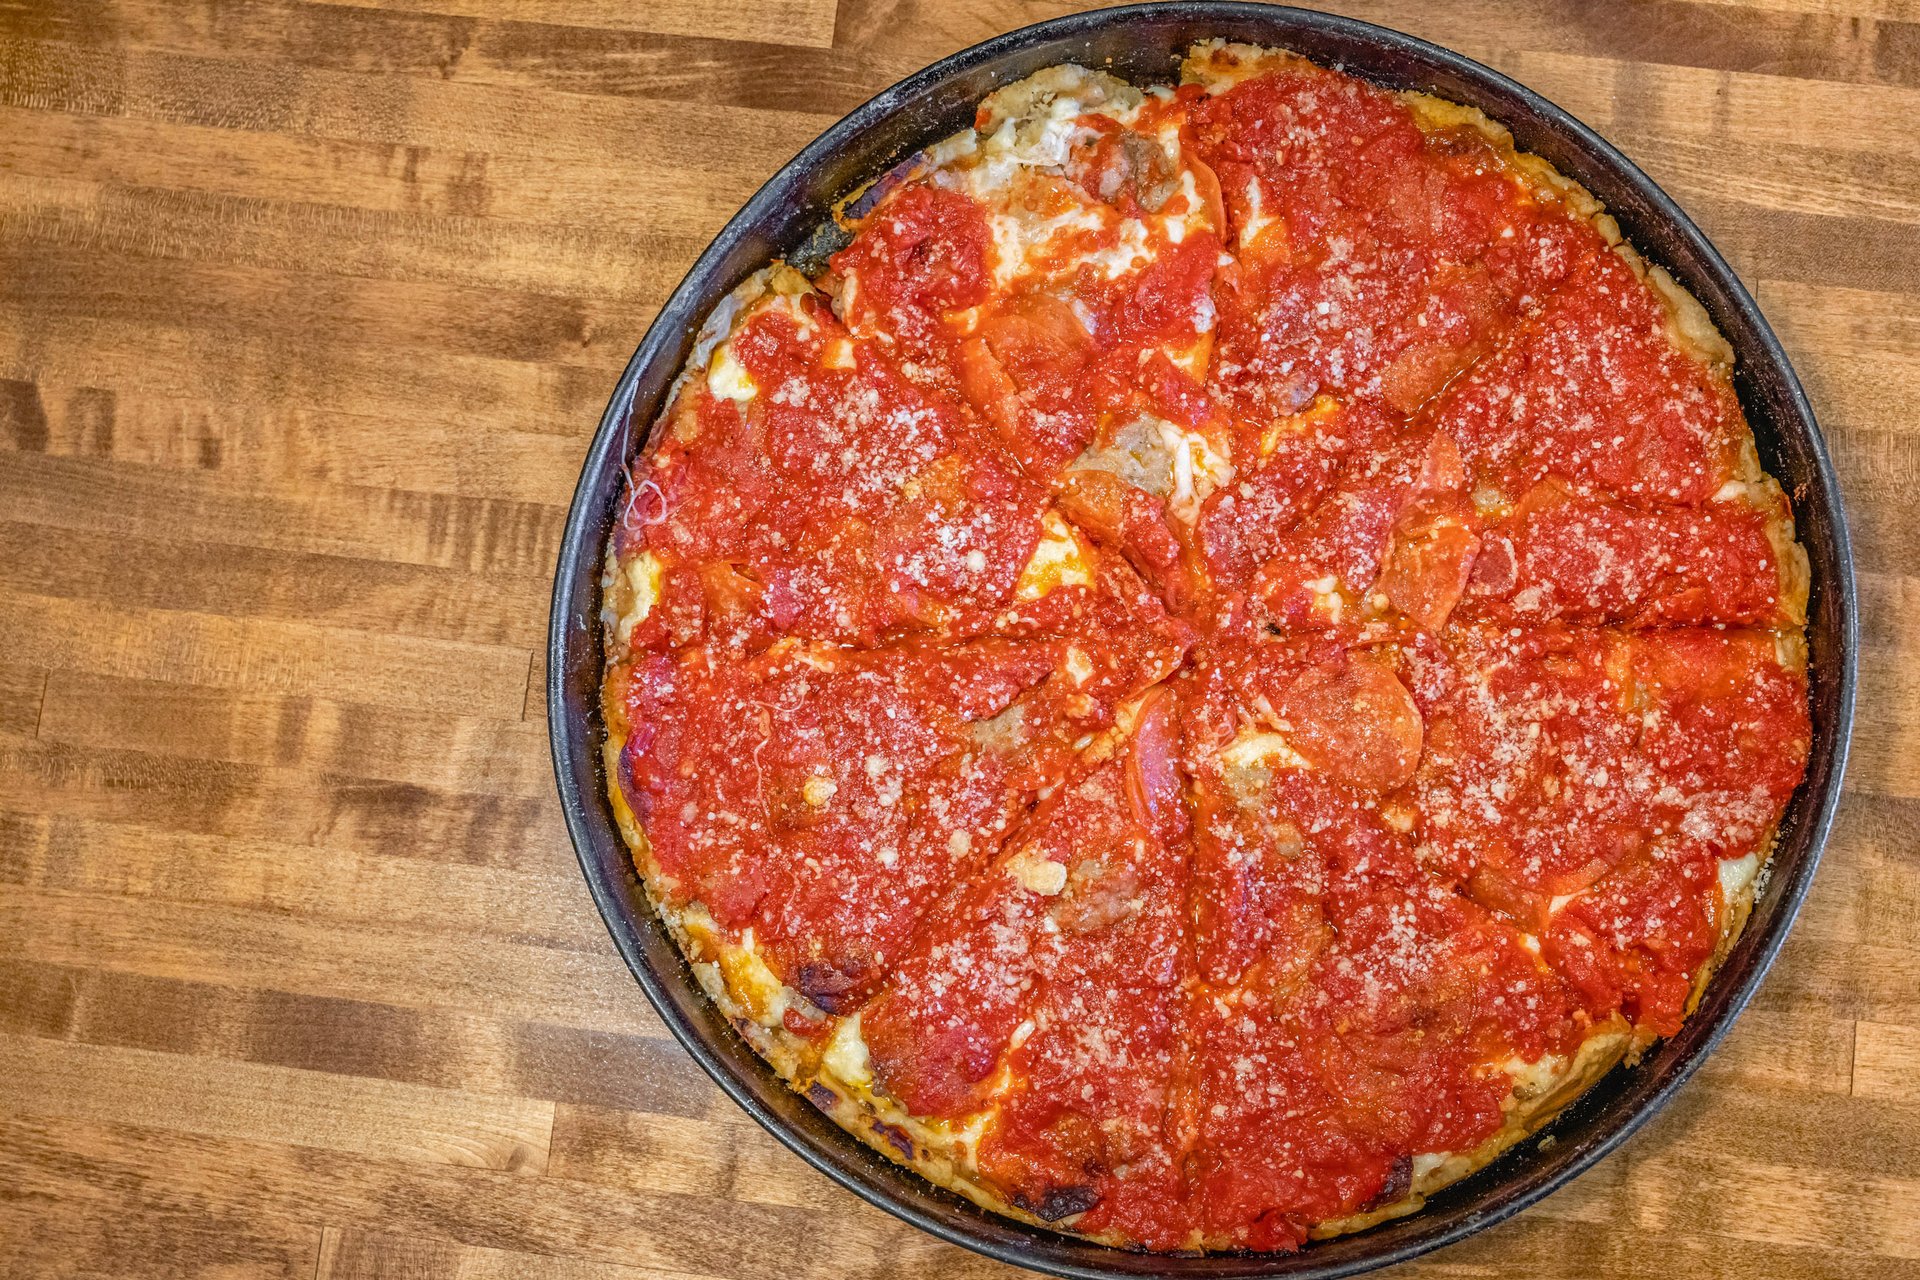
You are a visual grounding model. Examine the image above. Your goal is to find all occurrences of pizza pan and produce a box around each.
[548,6,1856,1275]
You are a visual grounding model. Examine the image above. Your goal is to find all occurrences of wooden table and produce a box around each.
[2,2,1914,1277]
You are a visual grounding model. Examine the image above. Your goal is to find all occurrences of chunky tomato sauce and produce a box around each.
[604,50,1811,1252]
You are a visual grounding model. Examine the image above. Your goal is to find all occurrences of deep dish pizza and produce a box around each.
[598,41,1811,1252]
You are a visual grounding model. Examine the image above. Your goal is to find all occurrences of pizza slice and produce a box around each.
[1406,623,1810,1035]
[603,266,1049,656]
[1176,633,1622,1249]
[608,637,1064,1025]
[840,690,1194,1247]
[1183,40,1604,424]
[1457,471,1809,628]
[1227,418,1478,633]
[1432,242,1749,508]
[828,66,1236,612]
[1175,633,1613,1249]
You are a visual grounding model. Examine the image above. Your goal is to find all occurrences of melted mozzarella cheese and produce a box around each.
[707,344,758,403]
[823,335,858,370]
[1218,728,1315,772]
[1016,510,1096,600]
[1304,574,1348,623]
[1240,176,1277,248]
[604,550,664,649]
[985,202,1111,290]
[1085,218,1155,280]
[716,927,794,1027]
[1064,646,1094,686]
[1502,1051,1567,1098]
[1719,851,1760,902]
[982,88,1092,171]
[1156,419,1234,524]
[823,1013,873,1086]
[676,906,798,1031]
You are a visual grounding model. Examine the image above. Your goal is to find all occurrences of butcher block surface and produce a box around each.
[0,2,1915,1277]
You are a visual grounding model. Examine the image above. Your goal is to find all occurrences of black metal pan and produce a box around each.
[549,6,1856,1275]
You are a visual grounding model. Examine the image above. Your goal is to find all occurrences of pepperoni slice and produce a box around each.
[1376,509,1481,631]
[1280,653,1424,793]
[1125,686,1189,847]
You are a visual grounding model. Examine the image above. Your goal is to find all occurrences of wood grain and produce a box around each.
[0,2,1913,1277]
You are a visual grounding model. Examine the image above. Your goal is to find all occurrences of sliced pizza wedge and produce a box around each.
[829,66,1238,612]
[1406,623,1810,1034]
[1457,471,1808,628]
[603,266,1049,656]
[832,66,1228,478]
[1432,243,1749,510]
[1176,634,1610,1250]
[1183,40,1603,424]
[837,691,1194,1247]
[609,637,1064,1023]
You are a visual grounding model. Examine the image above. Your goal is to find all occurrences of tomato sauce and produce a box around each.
[1462,481,1787,626]
[612,297,1051,656]
[1432,247,1746,508]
